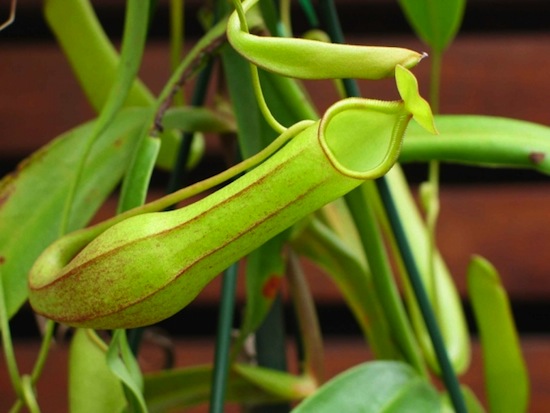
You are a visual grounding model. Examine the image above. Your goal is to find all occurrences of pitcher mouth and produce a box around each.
[317,97,411,180]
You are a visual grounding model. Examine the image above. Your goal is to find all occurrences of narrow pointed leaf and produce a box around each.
[44,0,153,111]
[43,0,196,172]
[397,0,465,52]
[468,256,529,413]
[118,135,161,213]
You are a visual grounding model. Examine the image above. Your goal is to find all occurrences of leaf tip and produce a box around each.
[395,65,438,135]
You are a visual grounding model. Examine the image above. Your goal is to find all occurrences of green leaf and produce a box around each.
[44,0,153,112]
[43,0,196,173]
[118,135,161,213]
[401,115,550,175]
[397,0,466,52]
[468,256,529,413]
[233,363,316,400]
[291,361,441,412]
[395,65,437,134]
[106,330,148,413]
[143,365,285,412]
[69,329,126,413]
[0,108,146,320]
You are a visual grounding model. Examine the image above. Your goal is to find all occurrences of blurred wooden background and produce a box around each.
[1,0,550,411]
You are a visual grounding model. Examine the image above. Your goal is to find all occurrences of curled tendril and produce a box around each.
[0,0,16,32]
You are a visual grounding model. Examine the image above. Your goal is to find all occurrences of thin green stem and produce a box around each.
[0,0,16,31]
[232,0,249,32]
[170,0,185,106]
[231,0,287,133]
[209,264,239,413]
[345,188,427,376]
[20,376,41,413]
[30,320,55,383]
[377,178,467,413]
[249,64,287,133]
[287,250,324,384]
[0,269,22,400]
[167,62,214,193]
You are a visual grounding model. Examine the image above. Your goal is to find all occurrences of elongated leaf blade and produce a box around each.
[402,115,550,175]
[397,0,465,52]
[106,330,148,412]
[0,108,147,320]
[468,256,529,413]
[291,361,441,412]
[118,135,161,213]
[69,329,126,413]
[143,365,285,412]
[44,0,153,112]
[233,364,316,400]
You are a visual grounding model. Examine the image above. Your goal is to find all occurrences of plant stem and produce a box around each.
[0,269,22,399]
[344,187,427,376]
[287,250,324,384]
[167,62,214,193]
[209,263,239,413]
[170,0,185,106]
[30,320,55,383]
[377,178,467,413]
[20,376,41,413]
